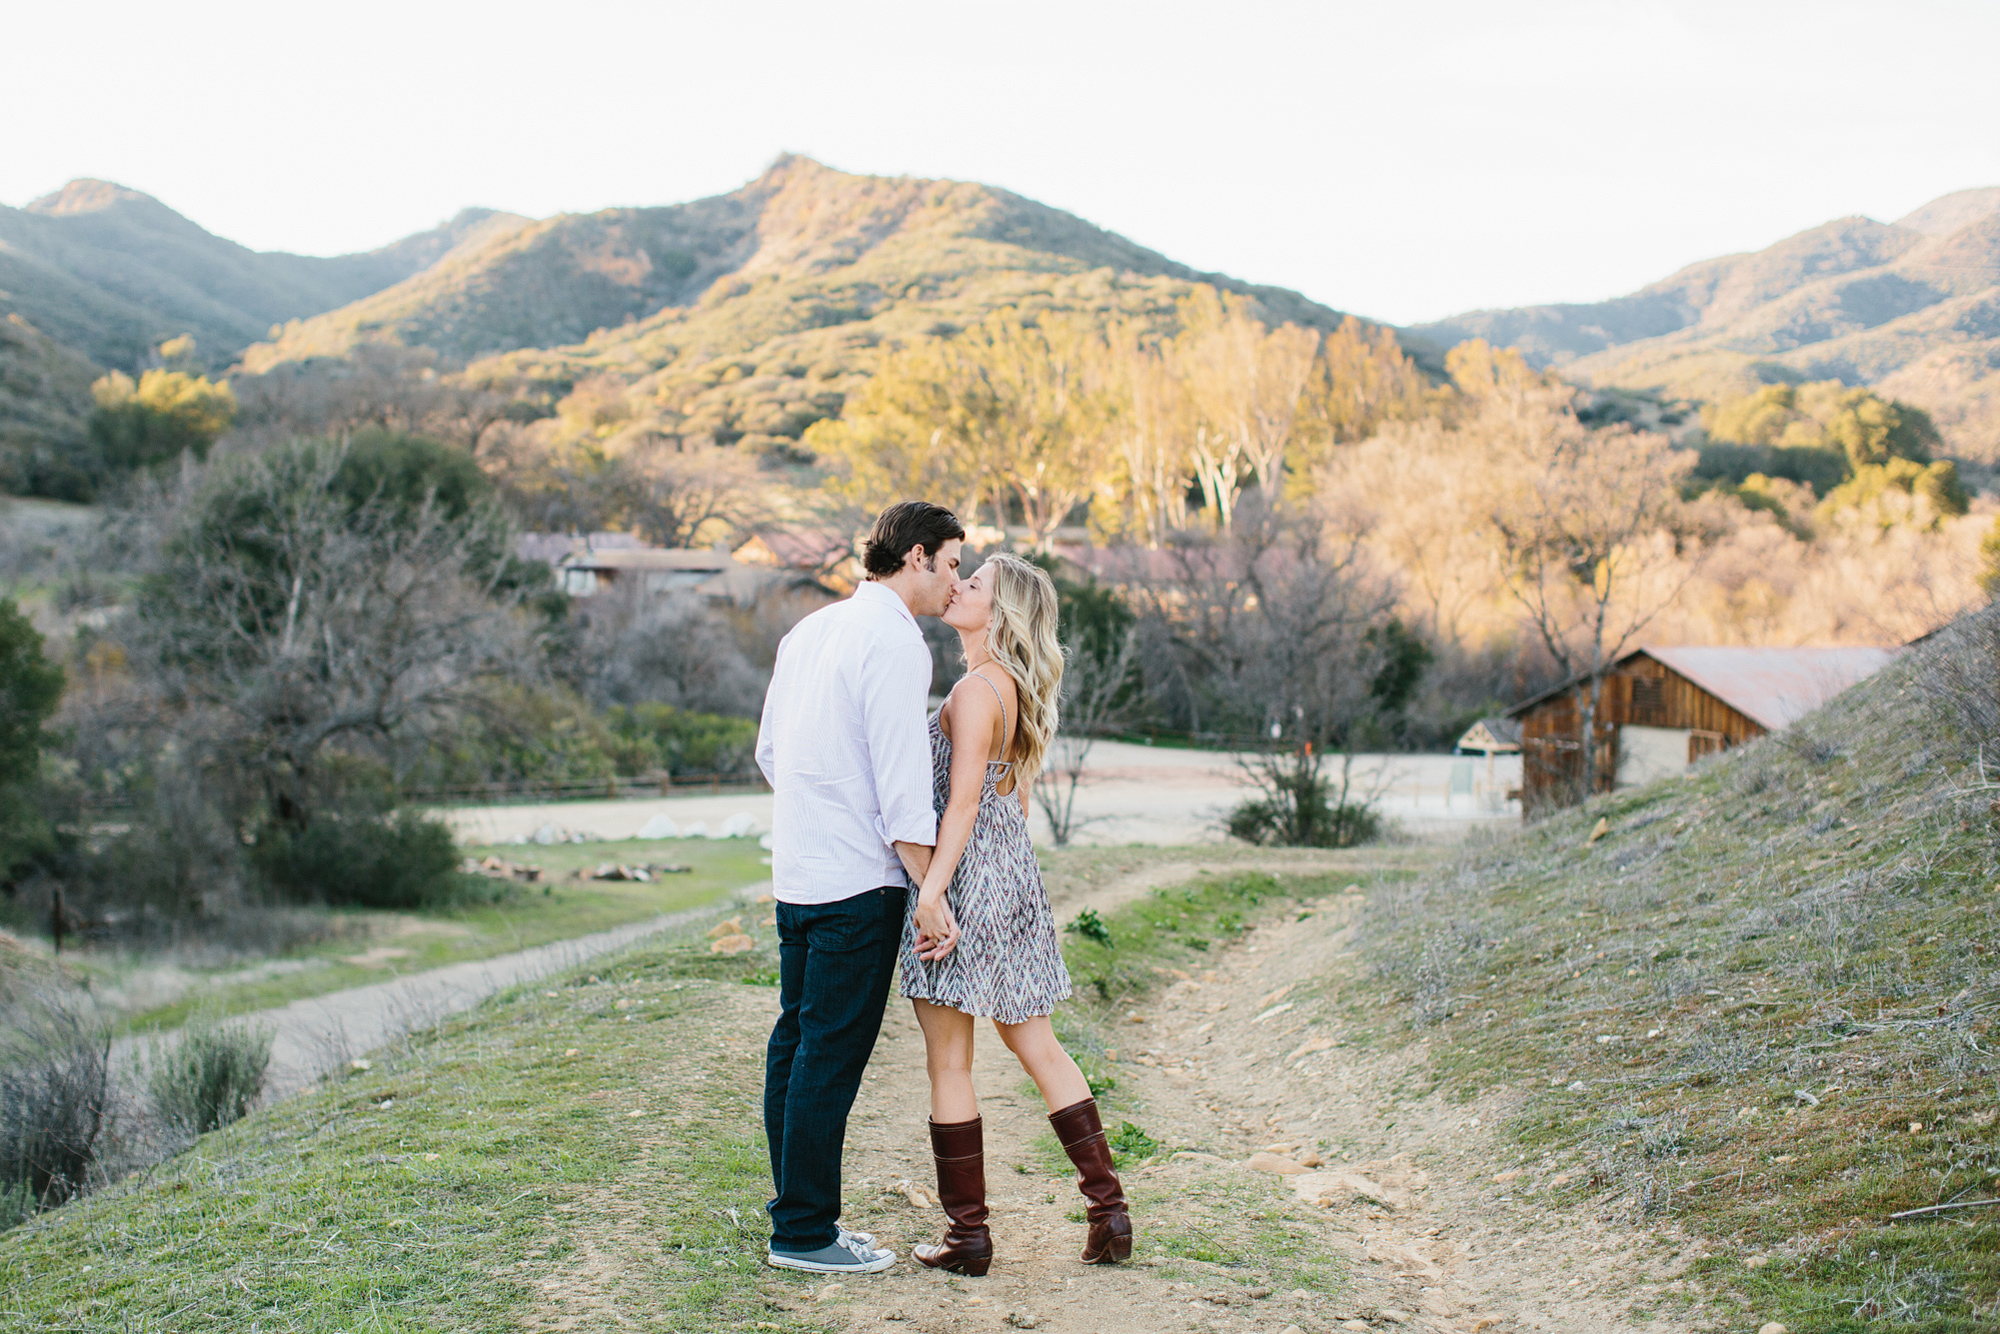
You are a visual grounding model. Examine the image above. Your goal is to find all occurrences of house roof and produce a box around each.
[559,548,737,573]
[1457,717,1523,751]
[1642,646,1901,730]
[1506,645,1901,730]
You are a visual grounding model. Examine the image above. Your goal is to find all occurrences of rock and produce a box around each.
[1297,1152,1323,1168]
[1746,1254,1770,1268]
[882,1310,908,1322]
[533,823,559,845]
[1171,1150,1227,1164]
[636,815,679,840]
[1287,1035,1338,1060]
[1291,1155,1428,1211]
[1758,1325,1788,1334]
[680,821,709,839]
[707,918,746,939]
[1248,1152,1310,1175]
[349,1058,372,1071]
[1586,816,1610,845]
[1341,1324,1369,1332]
[1568,1080,1588,1092]
[710,934,756,955]
[1282,1326,1308,1334]
[719,812,756,837]
[1491,1170,1522,1183]
[894,1179,936,1208]
[1379,1311,1411,1326]
[1004,1314,1040,1329]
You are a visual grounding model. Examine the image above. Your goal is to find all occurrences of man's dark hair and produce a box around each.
[863,501,966,577]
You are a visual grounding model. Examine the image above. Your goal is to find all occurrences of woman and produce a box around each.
[897,553,1133,1277]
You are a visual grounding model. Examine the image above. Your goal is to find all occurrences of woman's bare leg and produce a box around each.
[913,999,980,1122]
[992,1015,1091,1112]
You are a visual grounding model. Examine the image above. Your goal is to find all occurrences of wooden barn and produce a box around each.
[1506,646,1899,814]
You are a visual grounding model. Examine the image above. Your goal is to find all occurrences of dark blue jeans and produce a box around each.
[764,885,906,1253]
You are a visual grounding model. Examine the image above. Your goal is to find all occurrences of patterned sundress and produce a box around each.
[897,674,1072,1023]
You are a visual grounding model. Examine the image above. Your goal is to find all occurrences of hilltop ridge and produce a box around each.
[243,154,1357,372]
[1413,186,2000,459]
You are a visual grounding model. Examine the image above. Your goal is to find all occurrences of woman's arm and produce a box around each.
[911,682,1004,962]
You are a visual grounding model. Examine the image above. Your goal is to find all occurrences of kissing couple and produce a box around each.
[753,500,1134,1277]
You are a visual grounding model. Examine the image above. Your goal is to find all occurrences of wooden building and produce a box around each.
[1506,646,1898,814]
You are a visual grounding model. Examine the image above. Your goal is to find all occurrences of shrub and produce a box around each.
[1227,784,1381,848]
[253,808,466,909]
[607,703,759,778]
[0,987,110,1214]
[147,1014,273,1139]
[1065,908,1113,947]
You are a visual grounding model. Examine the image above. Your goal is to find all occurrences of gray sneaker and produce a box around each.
[766,1239,896,1274]
[836,1221,876,1250]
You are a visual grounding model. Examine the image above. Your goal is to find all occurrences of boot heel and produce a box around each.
[1107,1234,1132,1263]
[958,1254,992,1277]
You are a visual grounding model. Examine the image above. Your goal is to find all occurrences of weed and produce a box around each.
[1108,1121,1163,1165]
[1066,908,1113,947]
[145,1012,272,1139]
[0,985,109,1213]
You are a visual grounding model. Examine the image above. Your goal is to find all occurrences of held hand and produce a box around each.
[913,892,960,962]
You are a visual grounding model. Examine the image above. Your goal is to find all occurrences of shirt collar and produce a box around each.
[853,579,919,628]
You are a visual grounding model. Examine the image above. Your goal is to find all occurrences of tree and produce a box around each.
[1032,569,1140,847]
[1490,410,1697,805]
[86,369,236,479]
[127,438,532,841]
[1131,509,1409,846]
[0,599,63,876]
[808,310,1114,548]
[1175,289,1319,520]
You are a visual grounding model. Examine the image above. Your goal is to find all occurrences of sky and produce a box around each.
[8,0,1999,326]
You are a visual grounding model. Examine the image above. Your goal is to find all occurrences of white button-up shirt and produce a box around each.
[755,580,938,904]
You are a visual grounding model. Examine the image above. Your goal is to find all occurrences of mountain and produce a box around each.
[240,155,1369,454]
[0,182,527,484]
[0,181,523,371]
[1411,187,2000,460]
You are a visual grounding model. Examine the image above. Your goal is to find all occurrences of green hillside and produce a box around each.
[1414,189,2000,461]
[1358,613,2000,1329]
[243,155,1371,456]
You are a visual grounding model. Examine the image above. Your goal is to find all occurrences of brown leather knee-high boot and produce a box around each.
[913,1116,992,1276]
[1048,1098,1133,1263]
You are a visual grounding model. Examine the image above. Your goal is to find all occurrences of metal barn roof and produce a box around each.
[1641,647,1901,730]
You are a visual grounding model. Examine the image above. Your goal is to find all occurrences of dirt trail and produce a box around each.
[537,858,1708,1332]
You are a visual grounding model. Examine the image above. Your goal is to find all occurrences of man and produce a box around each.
[755,499,966,1274]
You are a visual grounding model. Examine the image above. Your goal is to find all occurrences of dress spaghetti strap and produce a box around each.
[966,670,1013,770]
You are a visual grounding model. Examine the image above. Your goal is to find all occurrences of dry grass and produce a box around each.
[1346,608,2000,1331]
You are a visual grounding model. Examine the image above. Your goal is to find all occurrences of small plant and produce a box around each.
[1066,909,1113,948]
[147,1014,273,1139]
[1107,1120,1163,1166]
[0,986,110,1212]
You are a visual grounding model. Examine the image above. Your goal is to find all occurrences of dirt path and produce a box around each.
[530,858,1707,1333]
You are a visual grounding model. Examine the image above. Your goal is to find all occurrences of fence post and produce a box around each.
[51,889,64,955]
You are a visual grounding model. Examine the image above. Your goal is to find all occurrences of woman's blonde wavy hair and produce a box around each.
[976,553,1065,792]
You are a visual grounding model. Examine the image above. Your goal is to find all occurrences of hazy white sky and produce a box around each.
[8,0,1998,325]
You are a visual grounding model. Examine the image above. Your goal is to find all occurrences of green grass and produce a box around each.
[104,836,768,1030]
[0,925,818,1332]
[1347,623,2000,1331]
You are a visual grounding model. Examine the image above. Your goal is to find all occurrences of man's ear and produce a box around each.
[908,544,932,574]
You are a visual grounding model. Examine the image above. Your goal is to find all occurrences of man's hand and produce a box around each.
[912,891,960,962]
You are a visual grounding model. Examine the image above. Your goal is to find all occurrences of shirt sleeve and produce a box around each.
[755,641,784,788]
[863,634,938,848]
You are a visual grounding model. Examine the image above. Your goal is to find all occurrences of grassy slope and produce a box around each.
[0,853,1385,1329]
[1352,615,2000,1331]
[94,836,768,1031]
